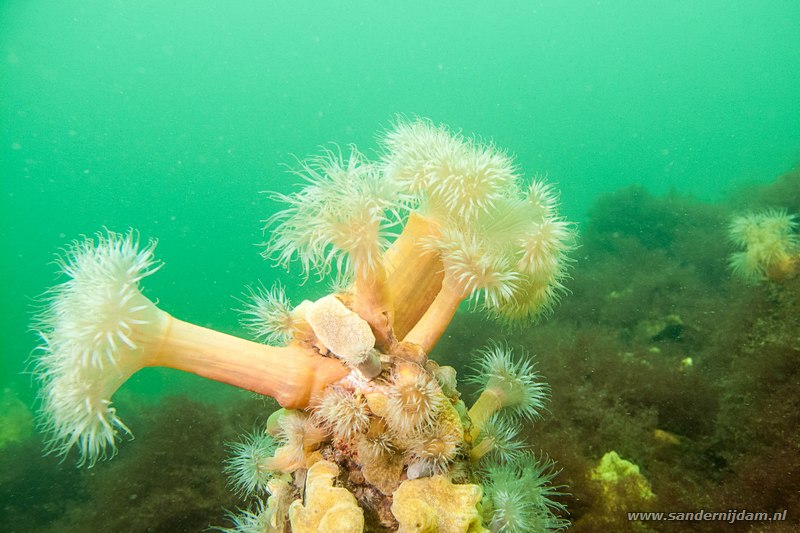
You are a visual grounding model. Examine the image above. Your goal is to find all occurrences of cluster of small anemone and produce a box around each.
[31,118,575,532]
[728,208,799,282]
[264,117,574,326]
[220,342,567,532]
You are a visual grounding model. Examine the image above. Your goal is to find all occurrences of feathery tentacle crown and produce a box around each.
[472,413,525,462]
[469,342,549,422]
[33,230,161,466]
[482,452,569,532]
[237,282,298,345]
[385,362,445,435]
[381,117,576,326]
[224,429,278,496]
[263,119,575,327]
[314,386,371,440]
[263,146,404,279]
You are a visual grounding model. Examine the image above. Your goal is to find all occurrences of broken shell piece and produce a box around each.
[305,295,382,378]
[289,460,364,533]
[289,300,316,342]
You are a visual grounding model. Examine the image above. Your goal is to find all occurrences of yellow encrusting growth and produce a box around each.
[288,460,364,533]
[391,475,488,533]
[590,451,655,509]
[582,450,656,530]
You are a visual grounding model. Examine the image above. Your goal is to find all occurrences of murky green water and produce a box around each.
[1,2,799,531]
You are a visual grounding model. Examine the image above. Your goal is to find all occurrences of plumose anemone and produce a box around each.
[33,230,347,465]
[33,118,574,531]
[728,208,799,282]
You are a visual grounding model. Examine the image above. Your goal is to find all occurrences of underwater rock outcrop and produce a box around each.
[32,118,575,531]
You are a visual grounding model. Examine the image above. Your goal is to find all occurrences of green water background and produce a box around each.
[2,1,799,400]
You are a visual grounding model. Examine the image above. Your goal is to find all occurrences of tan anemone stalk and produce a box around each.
[382,212,444,341]
[33,231,347,466]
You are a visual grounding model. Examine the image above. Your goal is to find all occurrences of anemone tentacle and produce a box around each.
[224,429,278,496]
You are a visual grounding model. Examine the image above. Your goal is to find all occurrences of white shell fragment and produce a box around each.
[305,295,376,365]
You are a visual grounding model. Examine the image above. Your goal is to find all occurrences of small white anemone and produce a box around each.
[357,426,396,465]
[224,429,277,496]
[405,422,461,477]
[385,363,445,435]
[482,452,569,532]
[728,209,799,281]
[467,342,550,425]
[263,145,404,279]
[313,387,371,441]
[237,282,297,345]
[273,409,329,451]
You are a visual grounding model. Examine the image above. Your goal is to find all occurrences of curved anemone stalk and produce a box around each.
[352,260,394,349]
[383,212,445,341]
[401,272,468,354]
[34,231,348,466]
[144,312,348,408]
[466,343,549,441]
[467,390,505,442]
